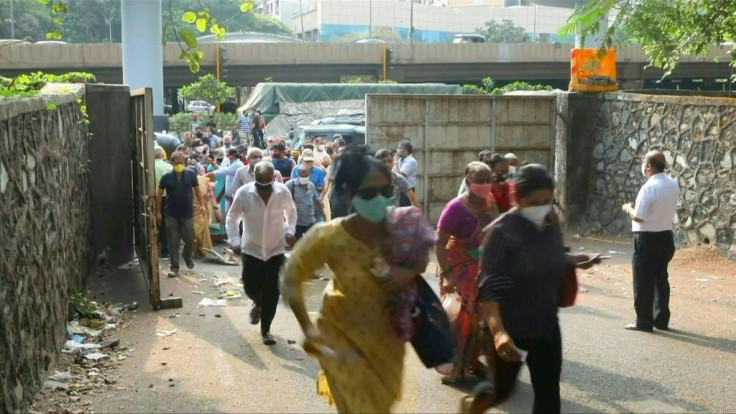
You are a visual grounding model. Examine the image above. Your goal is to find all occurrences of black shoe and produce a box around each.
[262,333,276,346]
[167,269,178,278]
[624,323,653,332]
[249,305,261,325]
[185,258,195,269]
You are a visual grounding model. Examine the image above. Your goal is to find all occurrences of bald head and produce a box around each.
[645,150,666,173]
[154,145,165,159]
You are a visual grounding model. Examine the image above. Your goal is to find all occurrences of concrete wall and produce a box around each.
[366,94,556,222]
[561,91,736,259]
[86,84,134,266]
[0,84,91,412]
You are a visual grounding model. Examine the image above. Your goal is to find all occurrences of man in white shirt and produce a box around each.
[226,161,297,345]
[206,148,244,211]
[232,147,263,194]
[393,139,418,207]
[621,150,680,332]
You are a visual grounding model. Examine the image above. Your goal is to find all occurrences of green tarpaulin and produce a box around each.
[238,82,462,119]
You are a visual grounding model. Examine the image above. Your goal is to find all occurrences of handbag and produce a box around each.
[559,264,578,307]
[411,276,456,368]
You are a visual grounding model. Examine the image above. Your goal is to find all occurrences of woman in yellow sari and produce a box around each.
[281,147,423,413]
[192,173,214,259]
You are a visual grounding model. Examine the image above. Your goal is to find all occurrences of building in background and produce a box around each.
[256,0,302,29]
[292,0,575,43]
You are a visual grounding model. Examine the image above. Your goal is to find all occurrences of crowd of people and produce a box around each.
[154,118,680,413]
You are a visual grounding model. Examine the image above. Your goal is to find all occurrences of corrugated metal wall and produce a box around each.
[366,94,556,223]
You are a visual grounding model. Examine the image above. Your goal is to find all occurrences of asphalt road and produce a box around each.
[75,235,736,413]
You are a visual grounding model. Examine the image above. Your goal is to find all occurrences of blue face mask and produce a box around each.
[352,195,394,223]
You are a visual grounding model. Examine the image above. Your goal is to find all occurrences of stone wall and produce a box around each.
[581,92,736,258]
[0,84,91,412]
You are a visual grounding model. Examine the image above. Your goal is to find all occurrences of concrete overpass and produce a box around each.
[0,42,732,88]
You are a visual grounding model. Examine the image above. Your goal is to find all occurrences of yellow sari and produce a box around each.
[192,176,213,258]
[282,219,405,413]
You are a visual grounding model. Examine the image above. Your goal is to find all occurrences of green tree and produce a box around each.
[180,74,232,112]
[475,19,531,43]
[0,0,54,41]
[562,0,736,78]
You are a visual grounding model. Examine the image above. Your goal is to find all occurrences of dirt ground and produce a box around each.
[30,235,736,414]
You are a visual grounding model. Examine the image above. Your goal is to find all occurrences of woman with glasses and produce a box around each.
[281,146,423,413]
[436,161,499,384]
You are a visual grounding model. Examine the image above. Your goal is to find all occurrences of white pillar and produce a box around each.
[121,0,164,116]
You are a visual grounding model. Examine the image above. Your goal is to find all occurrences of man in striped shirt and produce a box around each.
[237,112,252,145]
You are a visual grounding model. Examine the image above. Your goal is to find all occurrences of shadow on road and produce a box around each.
[562,359,708,412]
[657,329,736,357]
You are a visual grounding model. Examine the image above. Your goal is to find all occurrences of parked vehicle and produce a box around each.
[186,100,215,112]
[289,124,366,158]
[452,34,486,44]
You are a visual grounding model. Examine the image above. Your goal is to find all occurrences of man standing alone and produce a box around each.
[622,150,679,332]
[226,162,297,345]
[157,152,206,277]
[394,140,418,207]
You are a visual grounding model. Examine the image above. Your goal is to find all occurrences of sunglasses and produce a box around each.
[357,184,394,200]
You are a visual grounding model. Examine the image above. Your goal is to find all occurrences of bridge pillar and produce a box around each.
[121,0,165,126]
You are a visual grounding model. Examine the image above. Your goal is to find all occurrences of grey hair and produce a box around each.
[154,145,165,158]
[253,160,275,181]
[246,147,263,158]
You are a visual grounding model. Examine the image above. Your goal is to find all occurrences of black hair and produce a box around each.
[489,153,507,168]
[226,148,239,156]
[478,150,493,161]
[514,164,554,199]
[273,142,286,151]
[333,137,346,147]
[399,140,413,154]
[326,147,334,156]
[375,148,392,159]
[334,145,392,196]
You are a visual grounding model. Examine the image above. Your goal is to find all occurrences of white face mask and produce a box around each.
[520,204,553,229]
[641,161,648,177]
[509,166,517,175]
[298,176,310,185]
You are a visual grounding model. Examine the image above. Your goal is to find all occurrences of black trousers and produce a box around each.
[252,130,264,148]
[295,224,313,241]
[241,254,285,336]
[491,328,562,414]
[632,231,675,329]
[399,187,415,207]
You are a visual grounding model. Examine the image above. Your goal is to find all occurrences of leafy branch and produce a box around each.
[560,0,736,79]
[164,0,253,72]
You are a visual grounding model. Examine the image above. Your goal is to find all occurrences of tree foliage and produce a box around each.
[462,77,552,95]
[561,0,736,78]
[475,19,531,43]
[180,74,232,109]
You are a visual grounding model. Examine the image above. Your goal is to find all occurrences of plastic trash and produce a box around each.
[71,334,85,343]
[85,352,109,361]
[49,371,73,382]
[63,340,101,353]
[198,298,227,307]
[224,290,242,299]
[155,329,178,337]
